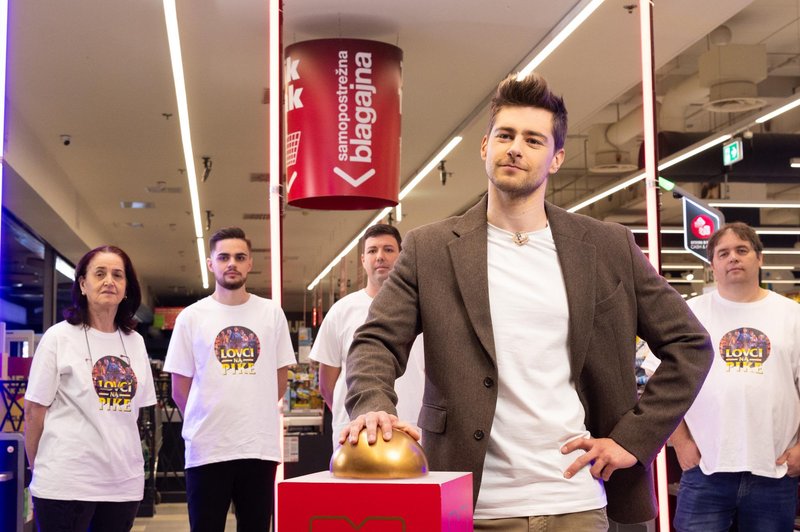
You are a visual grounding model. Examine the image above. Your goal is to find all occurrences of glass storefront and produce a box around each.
[0,209,74,335]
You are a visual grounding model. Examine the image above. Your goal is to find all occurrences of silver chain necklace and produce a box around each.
[83,325,129,366]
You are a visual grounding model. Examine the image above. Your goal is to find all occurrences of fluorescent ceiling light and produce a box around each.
[662,264,703,270]
[657,134,732,170]
[308,136,462,291]
[163,0,209,289]
[755,94,800,124]
[567,173,645,213]
[399,137,462,200]
[55,256,75,280]
[790,157,800,168]
[120,201,154,209]
[707,200,800,209]
[517,0,605,79]
[307,207,392,291]
[763,279,800,284]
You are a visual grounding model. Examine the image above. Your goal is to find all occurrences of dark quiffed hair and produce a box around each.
[64,245,142,333]
[708,222,764,261]
[360,223,402,253]
[488,72,568,151]
[209,226,252,253]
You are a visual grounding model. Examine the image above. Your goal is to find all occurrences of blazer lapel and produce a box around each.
[449,196,497,366]
[546,203,596,380]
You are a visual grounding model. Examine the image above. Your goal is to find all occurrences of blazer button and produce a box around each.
[473,430,484,440]
[483,377,494,388]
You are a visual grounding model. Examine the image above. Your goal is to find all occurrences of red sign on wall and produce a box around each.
[285,39,402,210]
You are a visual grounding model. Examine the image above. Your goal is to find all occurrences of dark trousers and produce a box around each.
[32,497,140,532]
[185,458,278,532]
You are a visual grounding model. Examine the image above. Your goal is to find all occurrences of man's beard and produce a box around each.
[218,274,246,290]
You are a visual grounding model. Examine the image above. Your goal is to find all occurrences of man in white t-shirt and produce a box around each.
[342,72,713,530]
[163,227,295,532]
[643,222,799,532]
[309,223,425,450]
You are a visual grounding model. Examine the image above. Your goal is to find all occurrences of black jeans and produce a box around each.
[185,458,278,532]
[32,497,140,532]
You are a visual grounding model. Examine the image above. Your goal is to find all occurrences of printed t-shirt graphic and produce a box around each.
[215,325,260,374]
[719,327,770,373]
[92,355,138,412]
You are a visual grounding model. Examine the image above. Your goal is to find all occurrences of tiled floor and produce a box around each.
[131,503,237,532]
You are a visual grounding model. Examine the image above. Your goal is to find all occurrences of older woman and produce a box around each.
[24,246,156,532]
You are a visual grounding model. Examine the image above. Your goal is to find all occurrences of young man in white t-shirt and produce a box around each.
[644,223,800,532]
[309,224,425,450]
[164,227,295,532]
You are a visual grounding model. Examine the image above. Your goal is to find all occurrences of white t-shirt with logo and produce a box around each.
[163,295,296,468]
[645,290,800,477]
[309,289,425,448]
[475,224,606,519]
[25,321,157,501]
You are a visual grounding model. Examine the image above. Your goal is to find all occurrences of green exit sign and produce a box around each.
[722,138,743,166]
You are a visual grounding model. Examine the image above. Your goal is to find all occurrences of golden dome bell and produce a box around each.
[330,429,429,479]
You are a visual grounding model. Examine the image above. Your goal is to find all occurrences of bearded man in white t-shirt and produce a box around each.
[342,72,713,530]
[643,222,800,532]
[309,223,425,450]
[164,227,296,532]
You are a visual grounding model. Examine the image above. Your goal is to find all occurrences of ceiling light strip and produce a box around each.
[755,93,800,124]
[308,133,464,291]
[707,201,800,209]
[163,0,208,289]
[306,207,392,291]
[516,0,605,79]
[399,137,463,200]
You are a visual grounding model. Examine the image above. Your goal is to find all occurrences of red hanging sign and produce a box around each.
[285,39,402,210]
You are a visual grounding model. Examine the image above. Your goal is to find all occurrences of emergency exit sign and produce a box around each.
[722,138,743,166]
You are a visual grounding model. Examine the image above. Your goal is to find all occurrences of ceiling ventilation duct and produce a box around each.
[699,40,767,114]
[587,105,651,174]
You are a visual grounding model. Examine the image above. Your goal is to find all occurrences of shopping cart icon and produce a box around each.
[286,131,301,167]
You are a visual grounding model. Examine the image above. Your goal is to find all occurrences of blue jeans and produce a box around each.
[674,467,798,532]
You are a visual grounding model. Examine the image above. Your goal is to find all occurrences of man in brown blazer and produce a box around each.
[343,72,712,530]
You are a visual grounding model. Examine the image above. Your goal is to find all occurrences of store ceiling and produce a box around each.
[4,0,799,313]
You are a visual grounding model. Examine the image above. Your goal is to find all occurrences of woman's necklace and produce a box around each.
[83,325,129,365]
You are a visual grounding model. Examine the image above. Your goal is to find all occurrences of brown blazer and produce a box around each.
[346,195,712,524]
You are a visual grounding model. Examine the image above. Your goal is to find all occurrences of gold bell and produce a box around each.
[330,429,429,479]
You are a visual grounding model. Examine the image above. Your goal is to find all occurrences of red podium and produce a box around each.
[277,471,473,531]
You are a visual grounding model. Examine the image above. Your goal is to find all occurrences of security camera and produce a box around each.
[60,135,72,146]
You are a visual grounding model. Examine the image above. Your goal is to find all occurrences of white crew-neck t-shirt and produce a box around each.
[475,223,606,519]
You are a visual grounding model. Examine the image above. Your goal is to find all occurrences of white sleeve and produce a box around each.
[274,308,297,369]
[163,311,196,377]
[24,328,60,406]
[133,333,158,408]
[308,309,343,368]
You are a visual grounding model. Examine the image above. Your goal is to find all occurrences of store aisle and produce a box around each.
[131,504,237,532]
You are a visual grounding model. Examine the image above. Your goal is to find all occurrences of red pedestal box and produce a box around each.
[278,471,473,531]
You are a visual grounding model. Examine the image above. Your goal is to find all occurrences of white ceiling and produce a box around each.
[4,0,799,313]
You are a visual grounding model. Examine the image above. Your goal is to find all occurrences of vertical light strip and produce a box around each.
[269,0,282,306]
[639,2,669,529]
[163,0,209,289]
[0,0,8,263]
[516,0,605,79]
[268,0,285,514]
